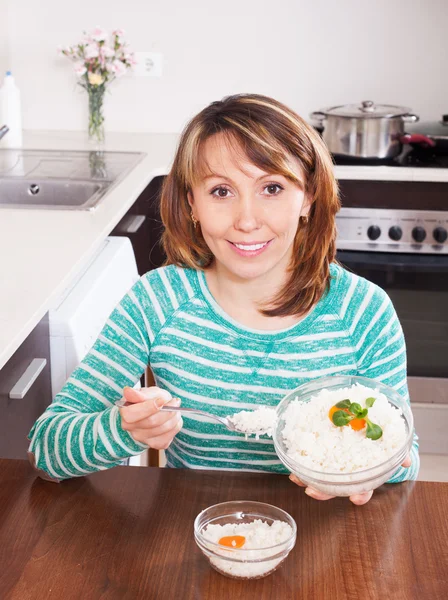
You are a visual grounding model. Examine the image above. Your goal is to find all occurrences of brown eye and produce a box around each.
[264,184,283,196]
[211,186,231,198]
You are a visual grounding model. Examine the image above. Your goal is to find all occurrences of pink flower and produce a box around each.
[58,45,74,56]
[112,59,127,77]
[112,29,126,39]
[100,45,115,58]
[73,62,87,76]
[84,44,99,59]
[123,52,136,66]
[91,26,108,42]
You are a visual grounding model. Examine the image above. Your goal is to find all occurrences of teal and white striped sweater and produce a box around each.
[28,263,419,482]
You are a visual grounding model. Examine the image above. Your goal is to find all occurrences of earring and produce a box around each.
[190,211,198,229]
[301,215,309,224]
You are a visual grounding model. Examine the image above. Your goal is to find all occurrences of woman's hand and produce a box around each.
[119,386,183,449]
[289,454,412,506]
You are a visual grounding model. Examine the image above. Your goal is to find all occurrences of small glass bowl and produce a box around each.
[273,375,414,497]
[194,500,297,579]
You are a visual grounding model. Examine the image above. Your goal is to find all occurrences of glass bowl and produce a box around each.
[273,375,414,497]
[194,500,297,579]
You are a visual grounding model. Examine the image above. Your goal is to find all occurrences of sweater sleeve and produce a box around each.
[28,274,161,482]
[341,273,420,483]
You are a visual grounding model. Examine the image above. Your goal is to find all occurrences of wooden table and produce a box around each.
[1,459,447,600]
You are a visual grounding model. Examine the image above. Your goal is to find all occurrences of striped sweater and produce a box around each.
[28,263,419,482]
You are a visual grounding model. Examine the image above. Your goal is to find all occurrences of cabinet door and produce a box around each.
[112,175,166,275]
[0,316,51,459]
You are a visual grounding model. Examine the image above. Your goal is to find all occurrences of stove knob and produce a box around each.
[367,225,381,241]
[412,226,427,243]
[433,227,448,244]
[388,226,403,241]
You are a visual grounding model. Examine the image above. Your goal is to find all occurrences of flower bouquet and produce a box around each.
[59,27,136,143]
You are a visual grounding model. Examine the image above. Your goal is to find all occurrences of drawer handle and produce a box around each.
[116,215,146,234]
[9,358,47,399]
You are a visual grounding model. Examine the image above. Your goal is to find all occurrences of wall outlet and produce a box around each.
[133,52,163,77]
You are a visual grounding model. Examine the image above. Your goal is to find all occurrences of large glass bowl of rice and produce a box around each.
[273,375,414,497]
[194,501,297,579]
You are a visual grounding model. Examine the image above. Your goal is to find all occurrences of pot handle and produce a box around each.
[401,113,419,123]
[310,111,326,122]
[400,133,436,147]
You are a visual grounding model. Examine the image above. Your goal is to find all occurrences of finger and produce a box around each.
[133,417,183,448]
[350,490,374,505]
[124,412,181,438]
[121,395,178,424]
[304,487,335,501]
[123,386,171,405]
[122,386,146,405]
[401,454,412,468]
[140,386,172,402]
[289,474,306,487]
[125,408,181,431]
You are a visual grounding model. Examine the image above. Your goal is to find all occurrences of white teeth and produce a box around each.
[234,242,267,251]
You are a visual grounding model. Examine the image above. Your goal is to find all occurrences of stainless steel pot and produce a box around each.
[310,100,434,160]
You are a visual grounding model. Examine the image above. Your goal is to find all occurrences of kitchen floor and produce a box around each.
[419,454,448,482]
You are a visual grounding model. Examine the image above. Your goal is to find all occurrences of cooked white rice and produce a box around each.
[282,383,407,473]
[202,519,293,578]
[228,407,277,439]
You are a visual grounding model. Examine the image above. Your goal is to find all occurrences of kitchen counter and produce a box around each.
[0,131,179,369]
[1,459,447,599]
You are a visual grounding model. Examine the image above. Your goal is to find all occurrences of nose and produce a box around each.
[233,195,262,233]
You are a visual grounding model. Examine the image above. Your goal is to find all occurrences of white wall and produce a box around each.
[0,0,11,80]
[5,0,448,133]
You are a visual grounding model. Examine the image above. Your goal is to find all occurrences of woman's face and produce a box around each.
[188,133,309,282]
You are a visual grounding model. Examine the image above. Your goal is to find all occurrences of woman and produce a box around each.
[28,94,418,504]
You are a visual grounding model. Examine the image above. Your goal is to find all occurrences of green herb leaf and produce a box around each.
[366,420,383,440]
[332,410,353,427]
[365,397,376,408]
[335,399,351,409]
[357,408,368,419]
[349,402,363,417]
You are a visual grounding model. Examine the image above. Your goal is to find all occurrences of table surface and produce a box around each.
[1,459,447,600]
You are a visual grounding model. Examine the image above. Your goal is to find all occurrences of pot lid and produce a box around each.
[317,100,413,119]
[408,115,448,137]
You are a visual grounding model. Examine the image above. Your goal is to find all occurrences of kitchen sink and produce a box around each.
[0,149,145,210]
[0,178,109,209]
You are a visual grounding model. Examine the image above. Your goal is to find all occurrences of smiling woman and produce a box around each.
[27,94,418,506]
[185,135,309,325]
[161,95,339,323]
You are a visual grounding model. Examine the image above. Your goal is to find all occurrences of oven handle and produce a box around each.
[337,250,448,273]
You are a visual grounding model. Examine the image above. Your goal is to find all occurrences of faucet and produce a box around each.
[0,125,9,140]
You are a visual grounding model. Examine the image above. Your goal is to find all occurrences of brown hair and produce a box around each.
[160,93,340,317]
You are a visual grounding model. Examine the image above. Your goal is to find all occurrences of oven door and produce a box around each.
[337,250,448,410]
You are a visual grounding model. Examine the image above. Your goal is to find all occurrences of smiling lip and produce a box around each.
[227,239,273,257]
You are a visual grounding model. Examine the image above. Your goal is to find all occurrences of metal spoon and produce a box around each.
[115,398,239,432]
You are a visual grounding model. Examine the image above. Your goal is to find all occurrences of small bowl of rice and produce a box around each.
[194,500,297,579]
[273,375,414,497]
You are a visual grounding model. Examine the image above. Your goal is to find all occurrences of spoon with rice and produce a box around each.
[115,398,277,437]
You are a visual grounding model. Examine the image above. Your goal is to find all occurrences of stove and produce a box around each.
[333,146,448,169]
[333,147,448,407]
[334,147,448,255]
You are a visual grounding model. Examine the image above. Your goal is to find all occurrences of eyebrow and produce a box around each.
[203,172,290,182]
[202,172,304,190]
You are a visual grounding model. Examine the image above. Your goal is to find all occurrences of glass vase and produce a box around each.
[87,84,106,144]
